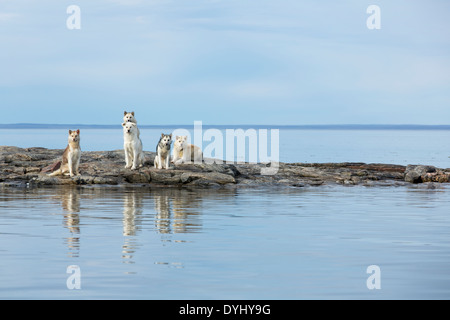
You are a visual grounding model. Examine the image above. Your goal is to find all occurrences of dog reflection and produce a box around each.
[60,187,81,258]
[122,190,144,263]
[123,190,144,236]
[153,189,202,234]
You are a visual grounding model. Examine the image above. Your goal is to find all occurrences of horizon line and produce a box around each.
[1,123,450,130]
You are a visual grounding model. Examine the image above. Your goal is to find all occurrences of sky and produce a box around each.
[0,0,449,125]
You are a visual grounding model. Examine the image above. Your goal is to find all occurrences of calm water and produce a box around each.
[1,128,450,299]
[1,128,449,167]
[1,185,450,300]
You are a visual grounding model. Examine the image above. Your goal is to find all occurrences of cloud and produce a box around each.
[0,12,20,22]
[0,0,449,124]
[104,0,171,6]
[105,0,144,5]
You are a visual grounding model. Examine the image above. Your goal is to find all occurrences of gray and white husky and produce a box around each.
[154,133,172,170]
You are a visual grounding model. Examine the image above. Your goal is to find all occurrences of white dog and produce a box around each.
[122,122,144,170]
[172,136,203,165]
[123,111,140,138]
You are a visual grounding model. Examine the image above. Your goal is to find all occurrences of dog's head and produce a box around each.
[122,122,137,135]
[174,136,188,148]
[123,111,137,124]
[68,129,80,143]
[159,133,172,148]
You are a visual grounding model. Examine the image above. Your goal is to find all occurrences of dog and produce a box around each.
[172,136,203,165]
[122,122,144,170]
[49,130,82,177]
[154,133,172,170]
[123,111,140,138]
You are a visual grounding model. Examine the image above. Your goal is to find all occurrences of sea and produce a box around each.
[1,126,450,300]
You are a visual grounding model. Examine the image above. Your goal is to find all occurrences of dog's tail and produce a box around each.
[48,169,62,176]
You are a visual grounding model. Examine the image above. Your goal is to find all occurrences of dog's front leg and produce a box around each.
[74,158,81,176]
[124,147,132,169]
[157,155,163,169]
[68,157,74,177]
[171,150,179,164]
[164,155,170,169]
[132,148,140,170]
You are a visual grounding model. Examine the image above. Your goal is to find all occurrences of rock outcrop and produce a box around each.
[1,146,449,188]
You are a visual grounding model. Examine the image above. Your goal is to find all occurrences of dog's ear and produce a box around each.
[169,134,172,138]
[69,130,72,134]
[161,133,165,138]
[124,111,128,116]
[76,129,80,134]
[122,123,126,127]
[131,112,135,116]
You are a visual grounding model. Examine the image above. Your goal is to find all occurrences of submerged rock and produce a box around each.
[0,146,448,188]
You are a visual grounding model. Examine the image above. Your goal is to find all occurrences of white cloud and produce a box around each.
[0,12,20,22]
[105,0,171,6]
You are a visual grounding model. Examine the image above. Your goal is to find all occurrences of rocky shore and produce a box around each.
[1,146,449,189]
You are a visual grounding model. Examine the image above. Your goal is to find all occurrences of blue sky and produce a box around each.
[0,0,449,125]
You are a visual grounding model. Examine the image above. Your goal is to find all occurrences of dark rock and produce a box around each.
[180,171,236,185]
[405,165,441,183]
[124,171,151,184]
[1,146,449,188]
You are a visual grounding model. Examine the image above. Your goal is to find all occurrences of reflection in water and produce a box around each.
[122,190,144,264]
[154,189,203,234]
[59,187,81,258]
[123,190,144,236]
[1,186,237,266]
[2,184,450,299]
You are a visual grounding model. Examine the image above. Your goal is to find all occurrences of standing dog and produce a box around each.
[122,122,144,170]
[123,111,140,138]
[49,130,82,177]
[172,136,203,165]
[154,133,172,170]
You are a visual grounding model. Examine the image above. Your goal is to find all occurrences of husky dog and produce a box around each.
[172,136,203,165]
[123,111,140,138]
[49,130,82,177]
[122,122,144,170]
[154,133,172,169]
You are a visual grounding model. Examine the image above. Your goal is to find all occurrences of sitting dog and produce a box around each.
[123,111,140,138]
[154,133,172,170]
[49,129,82,177]
[172,136,203,165]
[122,122,144,170]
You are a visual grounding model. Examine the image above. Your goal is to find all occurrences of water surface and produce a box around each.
[1,185,450,299]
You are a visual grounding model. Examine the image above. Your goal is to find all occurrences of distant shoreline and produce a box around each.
[1,124,450,130]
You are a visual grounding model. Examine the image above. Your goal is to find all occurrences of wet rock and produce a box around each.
[404,165,449,184]
[1,146,449,188]
[150,170,182,185]
[180,171,236,185]
[123,171,151,184]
